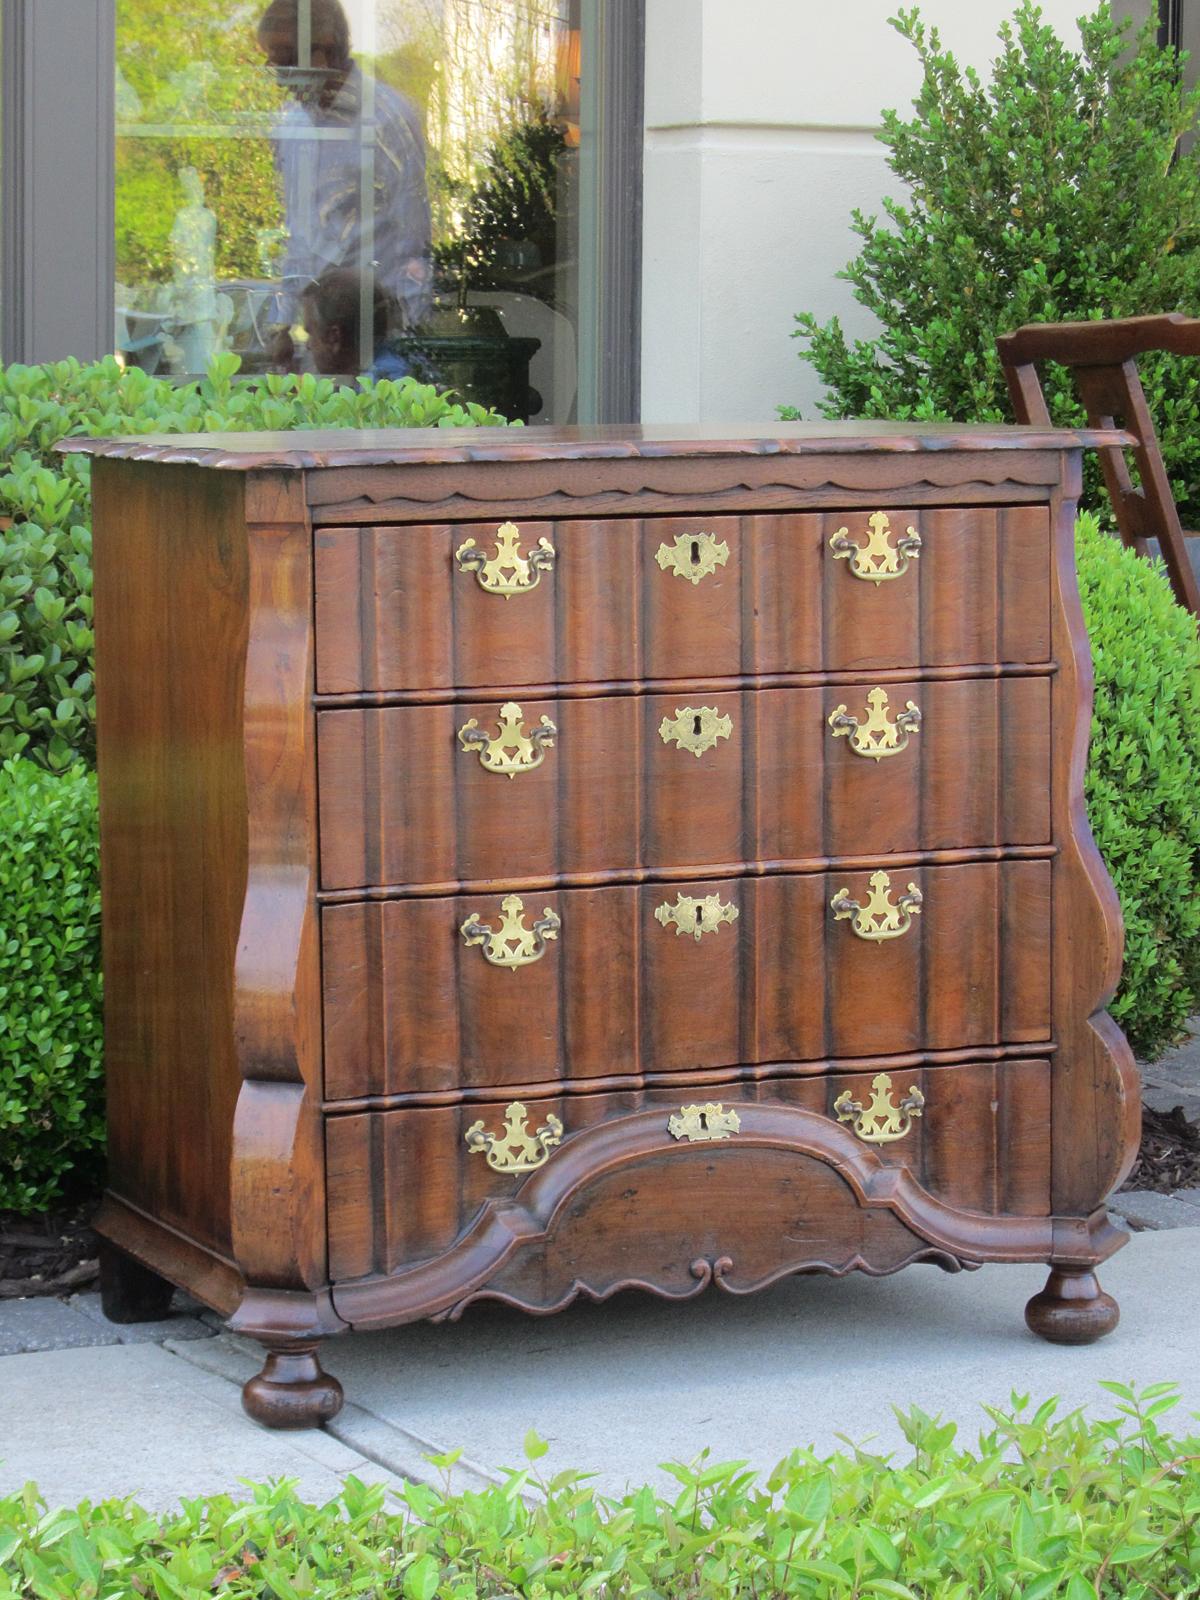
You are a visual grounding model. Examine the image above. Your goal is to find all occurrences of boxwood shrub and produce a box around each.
[1077,512,1200,1058]
[0,758,102,1213]
[1,1385,1197,1598]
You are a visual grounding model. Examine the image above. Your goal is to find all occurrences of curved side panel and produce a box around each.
[331,1103,1087,1331]
[230,473,333,1300]
[1048,467,1141,1217]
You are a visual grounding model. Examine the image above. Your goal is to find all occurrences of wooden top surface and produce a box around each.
[61,419,1133,472]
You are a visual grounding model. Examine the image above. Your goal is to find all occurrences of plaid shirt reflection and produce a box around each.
[271,63,433,328]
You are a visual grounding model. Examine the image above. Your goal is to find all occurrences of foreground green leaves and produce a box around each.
[2,1386,1199,1598]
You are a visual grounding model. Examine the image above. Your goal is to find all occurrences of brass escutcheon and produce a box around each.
[830,871,922,942]
[659,705,733,758]
[655,531,730,585]
[834,1073,925,1144]
[655,892,739,941]
[455,521,556,596]
[829,511,921,584]
[458,702,557,777]
[460,894,560,970]
[465,1101,564,1173]
[668,1102,741,1143]
[828,687,922,761]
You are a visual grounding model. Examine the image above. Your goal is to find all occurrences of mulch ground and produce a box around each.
[1119,1103,1200,1194]
[0,1198,98,1299]
[1,1105,1197,1300]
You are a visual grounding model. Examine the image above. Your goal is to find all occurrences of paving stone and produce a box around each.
[0,1297,118,1355]
[69,1291,215,1344]
[1141,1081,1200,1119]
[1140,1018,1200,1095]
[1109,1189,1200,1230]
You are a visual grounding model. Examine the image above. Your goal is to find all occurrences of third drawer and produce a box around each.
[317,676,1051,891]
[321,860,1052,1100]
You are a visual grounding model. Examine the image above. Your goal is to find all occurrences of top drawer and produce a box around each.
[313,507,1050,694]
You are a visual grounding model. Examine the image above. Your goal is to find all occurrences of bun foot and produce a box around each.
[1025,1268,1119,1345]
[242,1345,344,1429]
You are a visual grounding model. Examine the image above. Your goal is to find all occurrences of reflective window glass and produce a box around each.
[115,0,585,422]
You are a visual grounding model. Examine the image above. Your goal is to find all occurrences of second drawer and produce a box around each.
[321,860,1052,1100]
[317,676,1051,890]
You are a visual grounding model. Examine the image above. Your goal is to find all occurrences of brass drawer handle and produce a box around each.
[458,702,557,777]
[655,892,739,940]
[829,512,921,584]
[466,1100,563,1172]
[830,871,922,941]
[455,521,555,596]
[659,705,732,757]
[460,895,560,968]
[828,687,921,760]
[835,1073,925,1143]
[668,1102,741,1143]
[655,531,729,585]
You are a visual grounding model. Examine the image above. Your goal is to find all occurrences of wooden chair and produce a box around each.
[996,314,1200,619]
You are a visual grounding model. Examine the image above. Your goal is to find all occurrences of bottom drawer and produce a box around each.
[325,1060,1051,1283]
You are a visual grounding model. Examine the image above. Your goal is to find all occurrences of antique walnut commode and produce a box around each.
[73,422,1141,1427]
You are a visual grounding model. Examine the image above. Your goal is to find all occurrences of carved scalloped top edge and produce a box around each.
[58,421,1135,472]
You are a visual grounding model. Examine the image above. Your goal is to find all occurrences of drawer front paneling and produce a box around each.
[313,508,1050,693]
[316,676,1051,890]
[324,1060,1052,1280]
[321,862,1051,1099]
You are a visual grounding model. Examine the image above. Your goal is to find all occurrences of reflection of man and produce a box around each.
[257,0,433,367]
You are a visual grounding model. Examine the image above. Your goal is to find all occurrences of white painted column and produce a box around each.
[641,0,1086,425]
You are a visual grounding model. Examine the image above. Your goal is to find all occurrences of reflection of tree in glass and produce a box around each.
[436,113,568,304]
[116,0,286,286]
[369,0,569,255]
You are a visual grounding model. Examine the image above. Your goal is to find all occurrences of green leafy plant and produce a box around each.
[3,1385,1200,1596]
[785,2,1200,526]
[0,352,507,770]
[1077,512,1200,1057]
[0,759,102,1213]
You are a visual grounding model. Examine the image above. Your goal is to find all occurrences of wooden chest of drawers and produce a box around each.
[77,423,1140,1428]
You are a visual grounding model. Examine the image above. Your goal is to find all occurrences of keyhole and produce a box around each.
[694,905,703,928]
[692,713,702,737]
[690,538,701,566]
[698,1109,709,1131]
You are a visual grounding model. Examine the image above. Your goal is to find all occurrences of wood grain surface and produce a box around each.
[313,508,1050,693]
[325,1062,1052,1281]
[320,862,1051,1099]
[316,676,1051,891]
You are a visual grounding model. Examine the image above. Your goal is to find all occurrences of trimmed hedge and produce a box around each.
[0,759,102,1214]
[1077,513,1200,1058]
[1,1385,1198,1597]
[0,353,506,770]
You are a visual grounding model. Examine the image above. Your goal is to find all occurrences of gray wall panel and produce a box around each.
[2,0,116,364]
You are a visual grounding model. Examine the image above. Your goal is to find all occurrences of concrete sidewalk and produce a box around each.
[3,1227,1199,1512]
